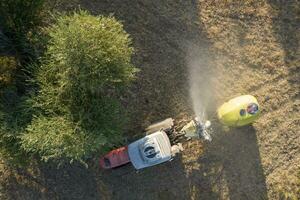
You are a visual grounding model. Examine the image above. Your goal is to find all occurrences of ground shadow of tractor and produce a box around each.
[186,125,268,200]
[96,157,195,200]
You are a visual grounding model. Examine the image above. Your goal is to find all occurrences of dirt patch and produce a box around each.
[1,0,299,199]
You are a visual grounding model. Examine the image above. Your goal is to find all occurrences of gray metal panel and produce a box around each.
[128,131,172,170]
[145,118,174,134]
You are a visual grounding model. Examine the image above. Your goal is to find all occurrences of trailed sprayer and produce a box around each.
[99,95,260,170]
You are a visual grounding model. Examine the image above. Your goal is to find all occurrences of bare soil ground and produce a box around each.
[1,0,299,199]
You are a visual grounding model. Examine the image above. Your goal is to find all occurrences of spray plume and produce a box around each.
[187,45,214,121]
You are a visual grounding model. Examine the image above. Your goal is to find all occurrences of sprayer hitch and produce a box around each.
[168,117,212,144]
[195,118,212,141]
[182,117,212,141]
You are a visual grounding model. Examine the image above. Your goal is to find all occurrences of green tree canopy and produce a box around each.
[20,11,137,163]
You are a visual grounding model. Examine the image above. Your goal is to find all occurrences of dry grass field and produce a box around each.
[1,0,299,199]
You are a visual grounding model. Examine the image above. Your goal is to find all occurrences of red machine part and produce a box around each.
[99,146,130,169]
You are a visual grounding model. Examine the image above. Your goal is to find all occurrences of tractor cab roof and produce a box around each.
[128,131,172,170]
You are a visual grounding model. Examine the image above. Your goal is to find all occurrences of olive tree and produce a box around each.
[21,11,137,163]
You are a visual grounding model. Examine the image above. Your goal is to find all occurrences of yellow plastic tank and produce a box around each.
[217,95,260,127]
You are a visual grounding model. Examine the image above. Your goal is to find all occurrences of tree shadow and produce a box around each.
[38,163,103,200]
[187,125,268,199]
[1,162,104,200]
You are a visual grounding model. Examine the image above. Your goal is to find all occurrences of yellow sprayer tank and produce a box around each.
[217,95,260,127]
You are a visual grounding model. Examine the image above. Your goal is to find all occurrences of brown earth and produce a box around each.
[1,0,299,199]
